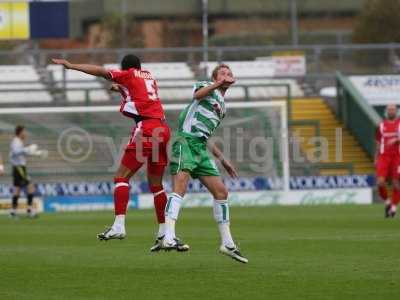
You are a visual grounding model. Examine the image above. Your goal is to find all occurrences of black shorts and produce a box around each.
[12,166,31,187]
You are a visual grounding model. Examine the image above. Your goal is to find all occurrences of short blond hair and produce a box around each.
[211,63,231,80]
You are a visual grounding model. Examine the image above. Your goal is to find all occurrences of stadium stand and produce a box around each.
[141,62,194,79]
[291,98,374,175]
[0,61,304,104]
[0,65,53,104]
[47,64,110,103]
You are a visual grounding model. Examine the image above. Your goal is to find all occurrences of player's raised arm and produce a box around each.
[52,58,111,80]
[193,77,234,101]
[194,80,224,100]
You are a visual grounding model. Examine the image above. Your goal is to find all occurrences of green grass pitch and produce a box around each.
[1,205,400,300]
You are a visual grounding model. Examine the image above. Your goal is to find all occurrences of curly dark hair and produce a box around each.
[121,54,141,70]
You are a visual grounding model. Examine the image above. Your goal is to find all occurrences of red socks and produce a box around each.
[114,177,130,215]
[113,179,166,222]
[378,185,388,201]
[149,185,167,224]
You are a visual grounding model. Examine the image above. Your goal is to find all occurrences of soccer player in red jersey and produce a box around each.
[52,56,188,251]
[375,104,400,218]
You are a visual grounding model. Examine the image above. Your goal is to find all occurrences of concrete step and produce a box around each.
[291,97,373,176]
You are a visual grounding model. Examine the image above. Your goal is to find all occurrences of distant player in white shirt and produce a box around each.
[9,125,46,218]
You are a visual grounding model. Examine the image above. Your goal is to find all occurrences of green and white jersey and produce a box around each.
[177,81,226,139]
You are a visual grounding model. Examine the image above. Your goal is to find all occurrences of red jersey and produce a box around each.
[109,68,165,120]
[376,119,400,155]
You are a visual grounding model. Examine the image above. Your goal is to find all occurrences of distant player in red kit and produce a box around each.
[375,104,400,218]
[52,56,188,251]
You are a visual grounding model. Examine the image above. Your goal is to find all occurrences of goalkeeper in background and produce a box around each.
[9,125,46,218]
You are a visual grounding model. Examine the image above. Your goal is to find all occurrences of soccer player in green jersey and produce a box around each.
[162,64,248,263]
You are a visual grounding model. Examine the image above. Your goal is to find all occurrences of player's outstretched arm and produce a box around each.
[194,77,234,100]
[52,59,111,80]
[209,141,238,178]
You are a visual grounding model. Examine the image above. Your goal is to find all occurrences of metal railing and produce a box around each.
[2,43,400,76]
[336,72,381,158]
[0,81,295,106]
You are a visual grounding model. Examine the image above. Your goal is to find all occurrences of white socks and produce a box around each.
[165,218,176,243]
[213,200,229,223]
[112,214,126,232]
[214,200,235,248]
[164,194,235,248]
[164,193,183,242]
[165,193,183,219]
[218,223,235,248]
[158,223,166,238]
